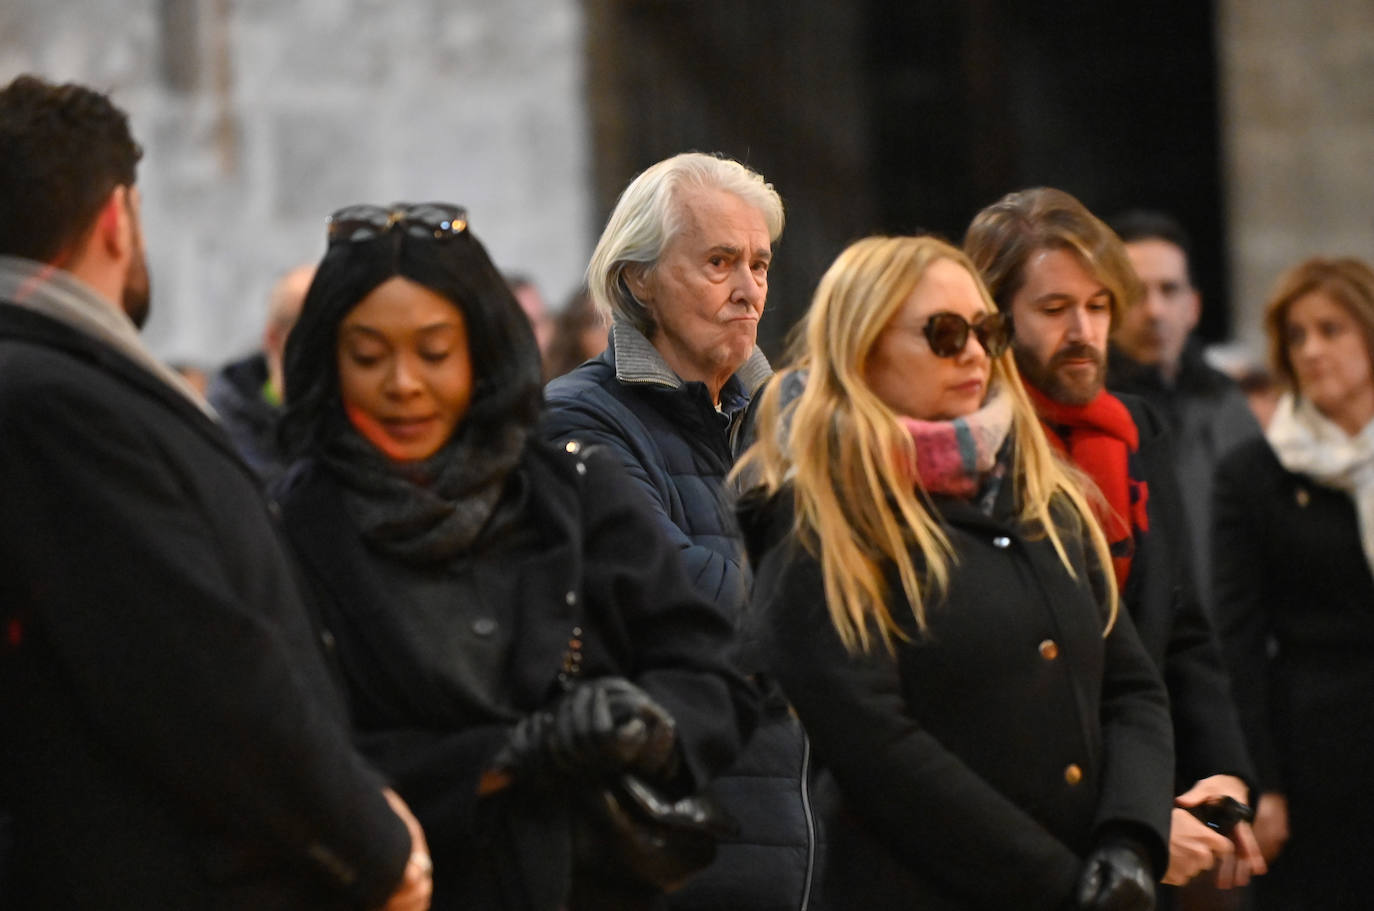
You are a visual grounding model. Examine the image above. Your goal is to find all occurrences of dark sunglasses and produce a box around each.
[921,311,1012,358]
[325,202,469,244]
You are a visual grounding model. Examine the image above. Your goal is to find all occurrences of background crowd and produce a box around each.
[3,72,1372,911]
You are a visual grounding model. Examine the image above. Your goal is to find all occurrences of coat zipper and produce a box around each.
[799,729,815,911]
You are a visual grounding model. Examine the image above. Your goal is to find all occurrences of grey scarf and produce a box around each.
[0,255,214,418]
[319,418,528,566]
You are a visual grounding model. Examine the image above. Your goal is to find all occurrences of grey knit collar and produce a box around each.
[611,320,772,396]
[0,255,215,418]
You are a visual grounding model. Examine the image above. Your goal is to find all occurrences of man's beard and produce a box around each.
[1013,340,1104,406]
[122,246,151,330]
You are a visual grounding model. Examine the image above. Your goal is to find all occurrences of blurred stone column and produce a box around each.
[1218,0,1374,355]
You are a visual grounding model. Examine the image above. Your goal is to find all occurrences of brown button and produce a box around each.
[1064,763,1083,786]
[1038,639,1059,660]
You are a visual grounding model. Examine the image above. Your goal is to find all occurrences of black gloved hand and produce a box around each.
[494,677,678,785]
[1077,842,1155,911]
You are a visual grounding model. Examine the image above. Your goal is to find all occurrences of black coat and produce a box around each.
[273,441,759,911]
[743,481,1175,911]
[1113,395,1255,791]
[0,305,410,910]
[1212,437,1374,909]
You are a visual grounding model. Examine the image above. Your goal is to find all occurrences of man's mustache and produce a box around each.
[1049,343,1103,368]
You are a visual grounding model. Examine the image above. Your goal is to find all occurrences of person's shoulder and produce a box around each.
[1216,433,1278,478]
[544,352,616,403]
[1111,389,1168,442]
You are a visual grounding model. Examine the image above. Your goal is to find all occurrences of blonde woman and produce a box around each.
[737,236,1173,910]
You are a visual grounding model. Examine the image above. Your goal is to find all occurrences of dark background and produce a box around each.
[585,0,1227,359]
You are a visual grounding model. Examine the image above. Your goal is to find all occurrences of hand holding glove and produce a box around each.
[1077,842,1155,911]
[494,677,679,785]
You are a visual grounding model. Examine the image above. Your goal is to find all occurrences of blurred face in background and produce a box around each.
[1284,290,1374,434]
[337,276,473,462]
[1116,238,1199,379]
[865,258,997,422]
[1009,248,1113,406]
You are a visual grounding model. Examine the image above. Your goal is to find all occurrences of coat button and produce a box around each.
[992,535,1011,549]
[320,629,336,652]
[565,590,578,607]
[472,617,497,637]
[1064,763,1083,786]
[1295,487,1310,507]
[564,440,581,454]
[1038,639,1059,660]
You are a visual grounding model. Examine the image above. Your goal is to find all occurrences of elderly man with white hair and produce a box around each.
[543,152,816,911]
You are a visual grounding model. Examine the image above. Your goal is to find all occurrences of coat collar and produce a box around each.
[610,320,773,397]
[0,301,251,473]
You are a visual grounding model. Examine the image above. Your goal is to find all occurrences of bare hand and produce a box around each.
[1163,807,1232,885]
[1169,775,1267,888]
[380,788,433,911]
[1251,792,1289,864]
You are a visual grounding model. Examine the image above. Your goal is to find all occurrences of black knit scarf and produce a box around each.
[319,419,528,565]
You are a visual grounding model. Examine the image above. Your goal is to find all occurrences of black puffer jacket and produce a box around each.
[543,324,821,911]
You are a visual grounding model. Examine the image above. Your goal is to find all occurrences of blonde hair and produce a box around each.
[586,152,784,336]
[737,235,1118,654]
[964,187,1141,327]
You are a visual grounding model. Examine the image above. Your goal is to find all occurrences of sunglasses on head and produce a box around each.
[325,202,469,245]
[921,311,1012,359]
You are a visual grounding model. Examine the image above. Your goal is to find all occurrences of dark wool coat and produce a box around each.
[273,442,759,911]
[742,482,1174,911]
[1111,394,1256,791]
[1107,343,1262,613]
[0,304,410,910]
[206,350,290,487]
[543,327,821,911]
[1213,437,1374,910]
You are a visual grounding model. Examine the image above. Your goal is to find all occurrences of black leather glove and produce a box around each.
[494,677,678,784]
[1077,842,1155,911]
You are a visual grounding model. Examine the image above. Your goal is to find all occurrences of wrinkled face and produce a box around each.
[865,258,995,422]
[1009,248,1113,406]
[336,276,473,462]
[627,188,771,393]
[1115,239,1199,373]
[1284,290,1374,423]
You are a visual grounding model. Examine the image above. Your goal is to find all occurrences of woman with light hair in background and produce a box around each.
[1212,255,1374,910]
[737,235,1174,910]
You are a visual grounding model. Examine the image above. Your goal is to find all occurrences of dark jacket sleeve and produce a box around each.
[542,388,746,611]
[3,378,410,907]
[755,541,1084,910]
[1126,396,1256,792]
[1210,443,1283,792]
[578,447,760,789]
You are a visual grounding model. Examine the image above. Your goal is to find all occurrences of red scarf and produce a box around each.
[1026,385,1149,590]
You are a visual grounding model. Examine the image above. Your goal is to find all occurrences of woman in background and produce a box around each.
[737,235,1173,910]
[1212,256,1374,910]
[272,202,756,911]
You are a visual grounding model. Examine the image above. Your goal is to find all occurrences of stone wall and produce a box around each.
[0,0,592,367]
[1218,0,1374,356]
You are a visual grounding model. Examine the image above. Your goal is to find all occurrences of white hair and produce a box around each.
[586,152,784,336]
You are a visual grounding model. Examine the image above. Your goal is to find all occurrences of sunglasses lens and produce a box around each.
[326,205,391,243]
[402,203,470,239]
[976,314,1011,357]
[925,313,970,357]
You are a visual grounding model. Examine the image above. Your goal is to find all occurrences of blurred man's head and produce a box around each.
[0,74,149,326]
[1108,210,1201,381]
[263,264,315,403]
